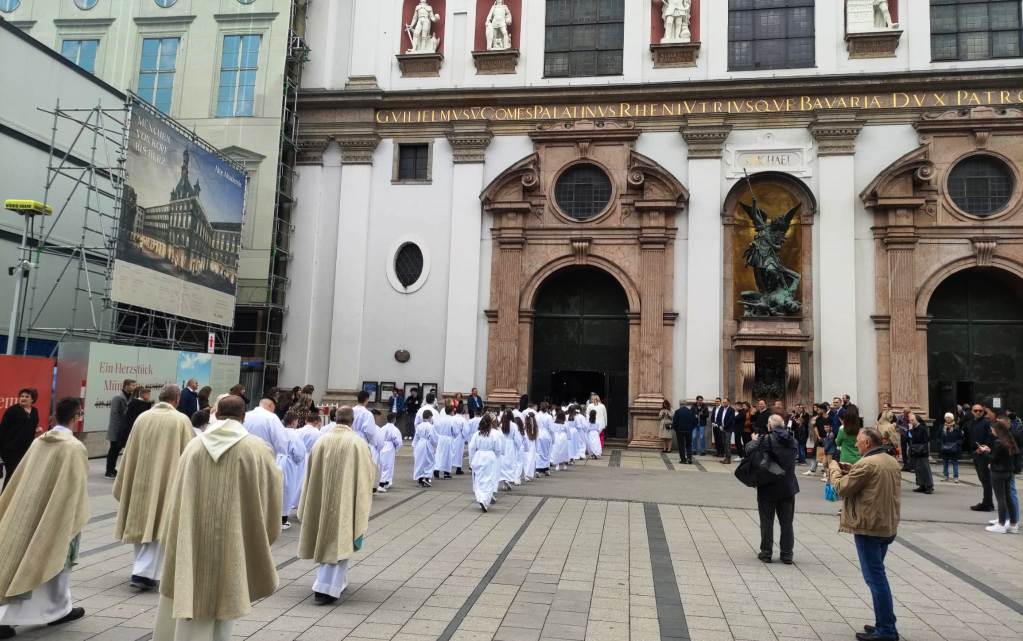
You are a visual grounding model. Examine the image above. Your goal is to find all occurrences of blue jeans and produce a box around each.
[1010,476,1020,524]
[693,426,705,454]
[796,437,806,463]
[942,458,959,479]
[855,534,898,638]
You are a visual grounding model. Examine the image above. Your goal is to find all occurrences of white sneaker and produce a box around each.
[377,486,388,494]
[802,469,814,476]
[989,518,1001,525]
[1009,523,1020,534]
[985,523,1008,533]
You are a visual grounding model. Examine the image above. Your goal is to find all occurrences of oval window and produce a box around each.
[555,164,613,221]
[154,0,177,7]
[948,155,1014,217]
[395,243,424,289]
[0,0,21,13]
[74,0,98,10]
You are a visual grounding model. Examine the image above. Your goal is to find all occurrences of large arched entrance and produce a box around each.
[530,266,629,438]
[927,267,1023,417]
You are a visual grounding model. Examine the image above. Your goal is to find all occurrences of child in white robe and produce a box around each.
[279,413,308,529]
[433,408,454,479]
[497,412,522,490]
[297,414,324,451]
[468,415,503,512]
[412,410,438,487]
[566,407,581,462]
[586,409,603,459]
[534,405,553,476]
[522,414,538,481]
[448,410,468,475]
[550,410,571,471]
[320,407,337,434]
[378,414,403,489]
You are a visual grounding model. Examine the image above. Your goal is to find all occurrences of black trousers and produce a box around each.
[105,440,123,475]
[676,431,693,462]
[973,453,993,507]
[712,425,725,457]
[722,431,736,461]
[758,496,795,559]
[1,451,23,491]
[733,429,745,458]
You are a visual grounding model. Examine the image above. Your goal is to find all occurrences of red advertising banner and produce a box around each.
[0,356,54,433]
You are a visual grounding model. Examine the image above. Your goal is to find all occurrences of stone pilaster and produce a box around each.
[445,123,493,164]
[338,133,381,165]
[681,117,731,159]
[296,136,331,166]
[810,114,865,156]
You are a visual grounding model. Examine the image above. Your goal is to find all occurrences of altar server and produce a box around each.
[154,395,282,641]
[413,410,438,487]
[279,414,308,528]
[244,396,291,457]
[378,413,403,490]
[586,409,603,458]
[433,406,455,479]
[573,407,589,459]
[551,410,572,471]
[468,415,503,512]
[498,412,523,490]
[0,398,89,639]
[522,414,538,481]
[565,406,581,462]
[352,391,383,467]
[297,413,324,452]
[448,407,469,475]
[415,393,440,427]
[535,404,554,476]
[320,407,337,434]
[114,385,194,591]
[298,406,375,605]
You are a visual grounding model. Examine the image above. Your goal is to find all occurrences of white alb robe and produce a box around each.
[433,415,454,474]
[313,559,349,599]
[378,423,403,485]
[134,541,165,581]
[550,421,571,466]
[243,406,291,457]
[277,431,307,517]
[499,429,522,483]
[296,425,323,452]
[447,414,468,471]
[586,402,608,431]
[522,435,537,480]
[468,431,503,505]
[535,414,553,470]
[0,568,72,626]
[412,421,438,480]
[155,596,233,641]
[352,405,383,466]
[586,419,603,457]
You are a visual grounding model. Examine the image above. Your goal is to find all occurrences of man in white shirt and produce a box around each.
[352,391,385,492]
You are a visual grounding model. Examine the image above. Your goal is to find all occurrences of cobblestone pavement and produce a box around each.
[13,449,1023,641]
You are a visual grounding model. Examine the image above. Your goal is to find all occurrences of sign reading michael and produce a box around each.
[112,100,246,326]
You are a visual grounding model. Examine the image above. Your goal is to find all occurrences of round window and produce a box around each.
[154,0,177,8]
[554,164,613,221]
[238,0,256,4]
[74,0,98,9]
[948,155,1014,217]
[395,243,425,289]
[0,0,21,13]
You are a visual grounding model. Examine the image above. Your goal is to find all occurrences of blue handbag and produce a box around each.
[824,483,838,502]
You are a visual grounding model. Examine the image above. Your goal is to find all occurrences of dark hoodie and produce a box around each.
[750,427,800,502]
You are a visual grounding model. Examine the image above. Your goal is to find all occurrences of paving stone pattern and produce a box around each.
[11,452,1023,641]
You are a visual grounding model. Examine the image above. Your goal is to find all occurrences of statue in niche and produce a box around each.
[406,0,441,54]
[486,0,513,51]
[847,0,897,32]
[656,0,692,44]
[739,193,802,317]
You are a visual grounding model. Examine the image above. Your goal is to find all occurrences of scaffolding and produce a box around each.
[232,0,309,394]
[15,99,237,356]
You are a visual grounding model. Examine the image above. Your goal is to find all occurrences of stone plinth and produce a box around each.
[397,53,443,77]
[472,49,519,75]
[845,30,902,59]
[650,42,700,68]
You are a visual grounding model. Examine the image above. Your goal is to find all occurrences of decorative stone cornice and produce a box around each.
[338,133,381,165]
[972,237,998,266]
[446,123,493,164]
[296,137,330,166]
[681,118,732,159]
[809,114,865,156]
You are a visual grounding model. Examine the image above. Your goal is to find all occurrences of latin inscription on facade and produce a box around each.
[376,89,1023,124]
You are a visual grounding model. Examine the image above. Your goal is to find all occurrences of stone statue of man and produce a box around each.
[486,0,513,51]
[873,0,895,29]
[657,0,692,44]
[406,0,441,54]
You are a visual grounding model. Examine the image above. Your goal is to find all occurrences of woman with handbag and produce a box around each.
[657,400,673,453]
[938,413,962,483]
[907,413,934,494]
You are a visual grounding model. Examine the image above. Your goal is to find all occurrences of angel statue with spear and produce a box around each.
[739,172,802,317]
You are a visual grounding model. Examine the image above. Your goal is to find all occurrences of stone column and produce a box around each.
[485,210,528,407]
[885,233,921,409]
[810,114,864,401]
[681,118,731,401]
[631,209,671,447]
[441,123,492,395]
[326,132,381,394]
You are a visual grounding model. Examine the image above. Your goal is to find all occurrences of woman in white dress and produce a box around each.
[585,409,603,459]
[522,414,538,481]
[534,404,553,477]
[468,415,503,512]
[378,413,403,490]
[550,410,572,471]
[498,412,523,490]
[413,409,438,487]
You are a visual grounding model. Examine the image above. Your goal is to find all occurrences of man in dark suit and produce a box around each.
[965,404,994,511]
[717,398,737,464]
[467,388,484,419]
[177,378,200,417]
[672,401,697,464]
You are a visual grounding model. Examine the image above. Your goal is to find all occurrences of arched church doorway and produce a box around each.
[927,267,1023,418]
[530,266,629,439]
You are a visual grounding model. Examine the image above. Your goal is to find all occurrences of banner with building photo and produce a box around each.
[112,100,246,326]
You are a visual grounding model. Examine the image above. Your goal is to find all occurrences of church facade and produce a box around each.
[284,0,1023,445]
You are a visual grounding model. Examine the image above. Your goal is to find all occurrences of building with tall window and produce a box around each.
[0,0,306,391]
[286,0,1023,444]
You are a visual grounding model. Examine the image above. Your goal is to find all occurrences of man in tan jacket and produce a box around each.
[154,395,281,641]
[114,384,194,591]
[0,398,89,639]
[298,406,376,604]
[828,427,901,641]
